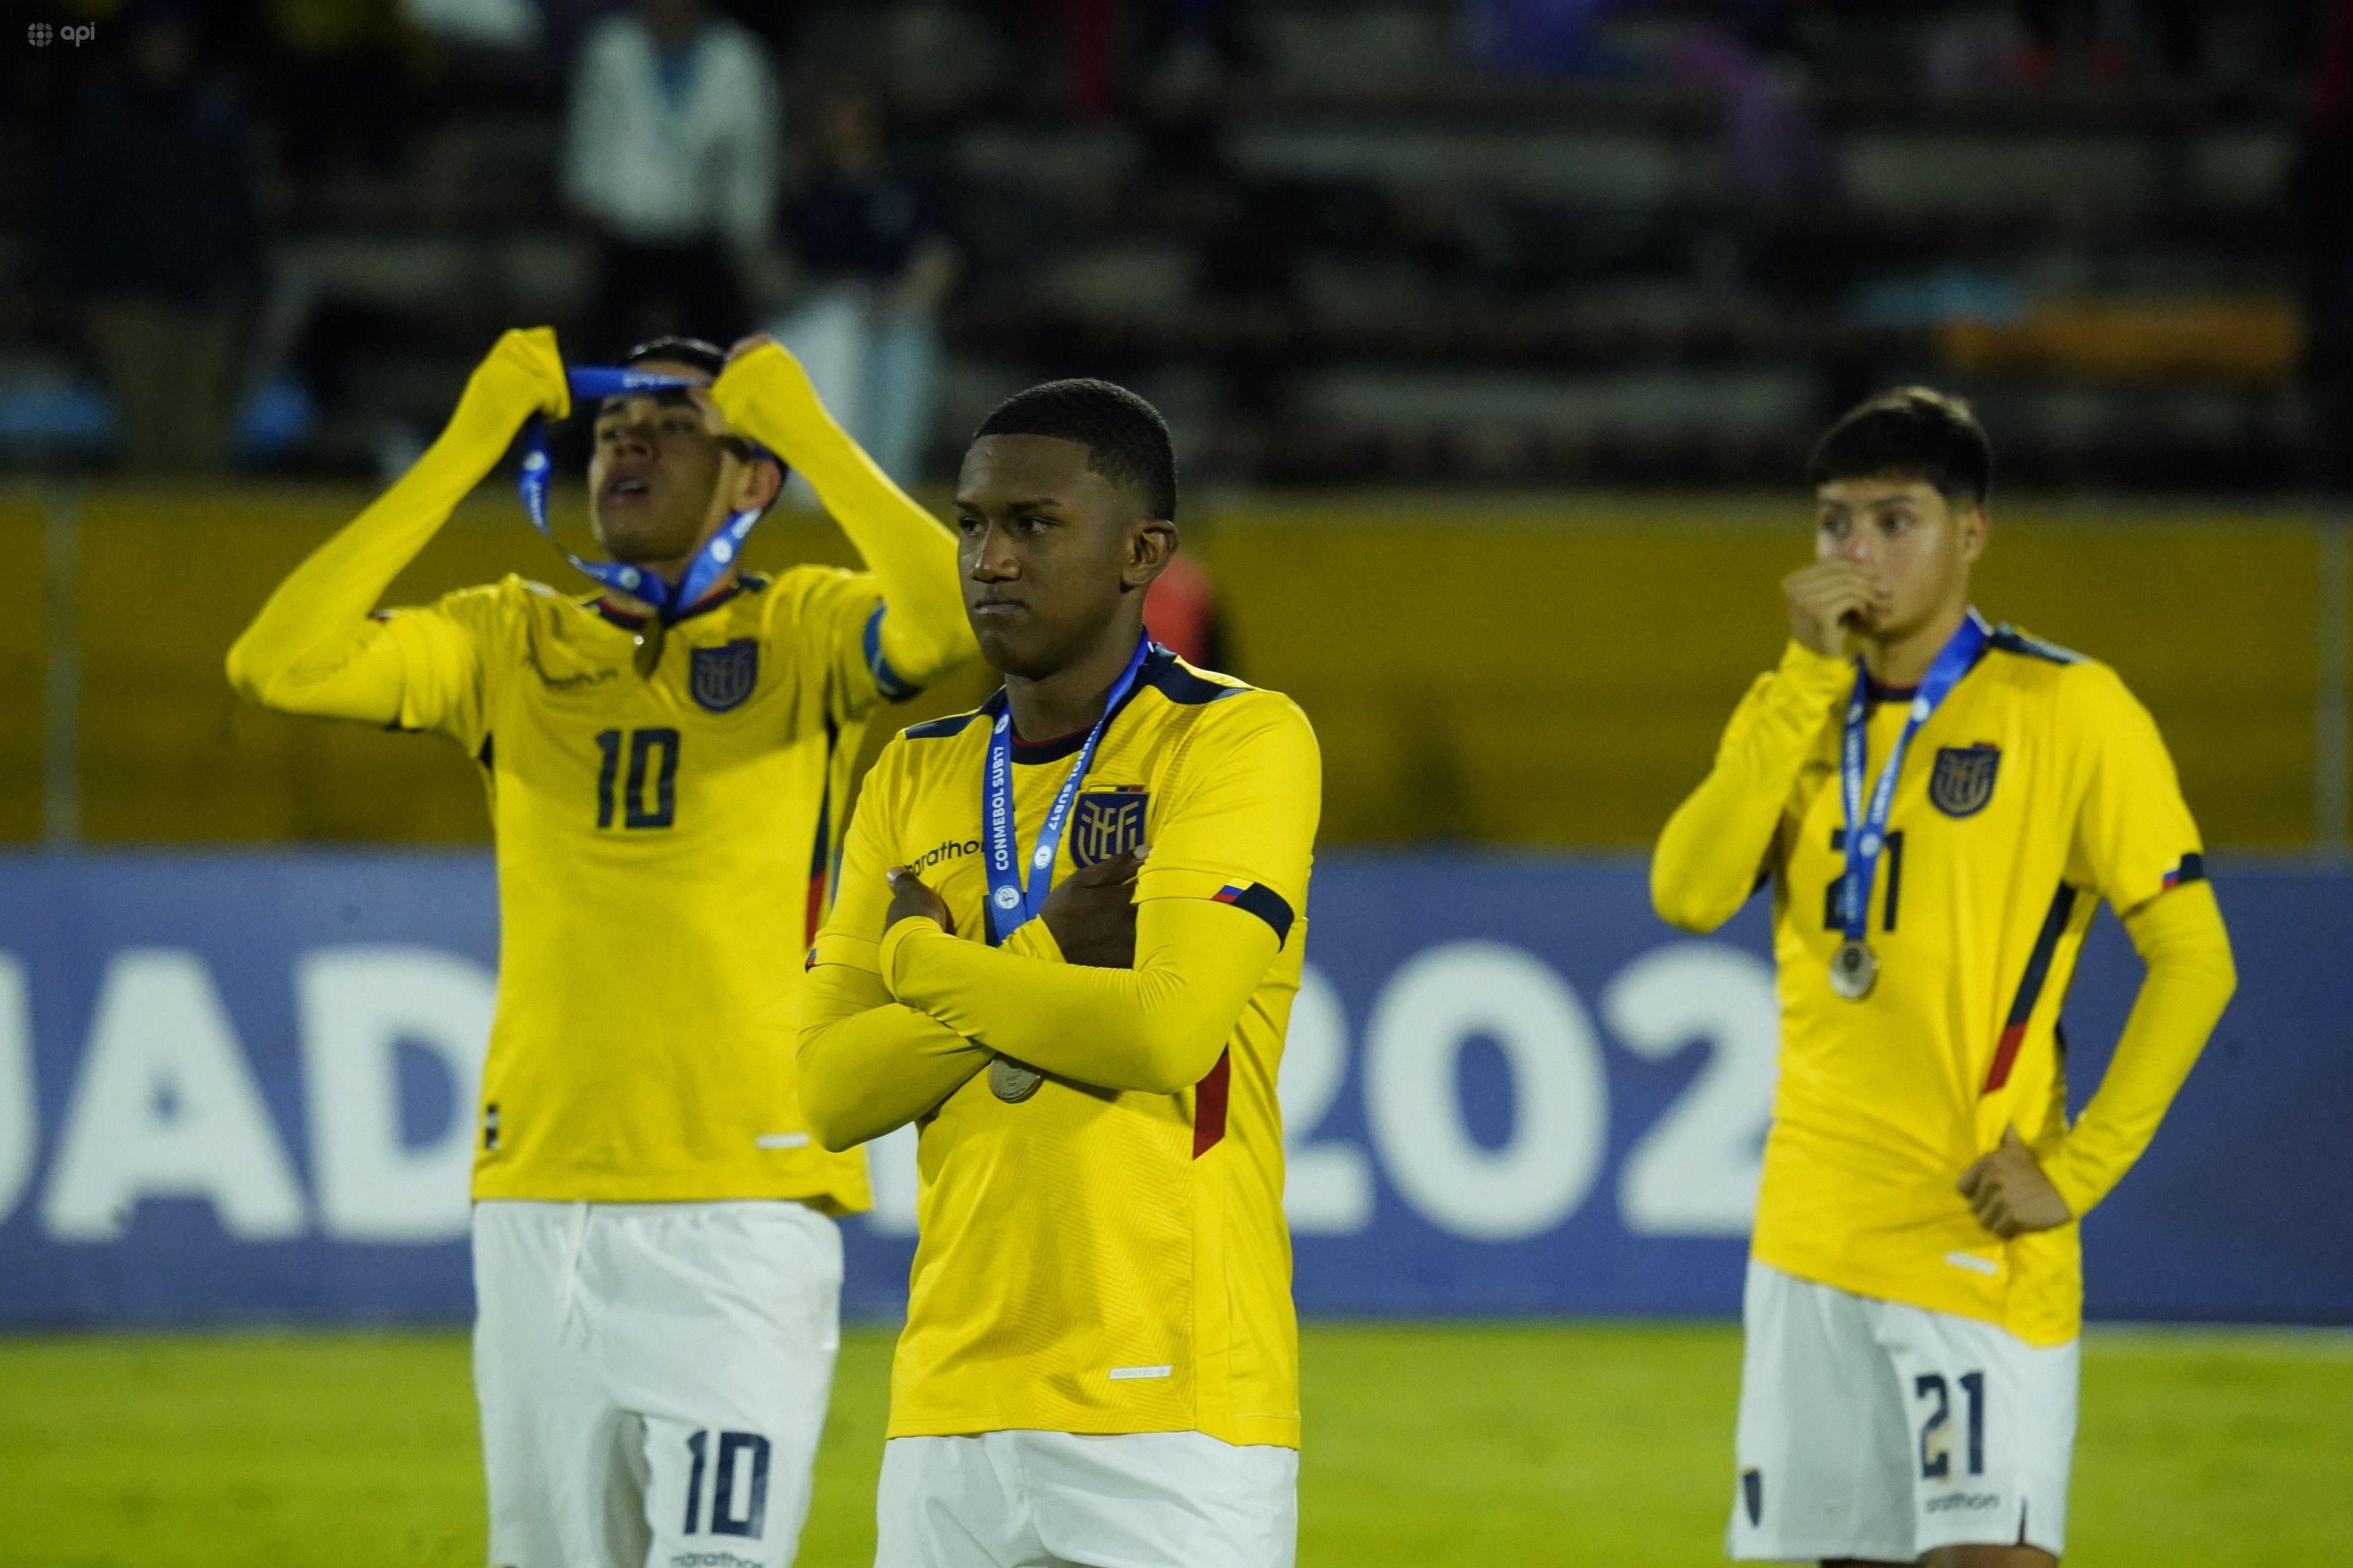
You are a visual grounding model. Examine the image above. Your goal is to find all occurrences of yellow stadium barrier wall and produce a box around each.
[0,499,45,841]
[7,485,2344,850]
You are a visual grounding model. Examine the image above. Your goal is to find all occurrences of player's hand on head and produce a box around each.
[466,327,571,423]
[1956,1125,2073,1239]
[1039,848,1144,970]
[886,867,955,936]
[1782,561,1888,659]
[724,333,788,369]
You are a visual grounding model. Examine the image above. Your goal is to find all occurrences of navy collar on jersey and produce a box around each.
[987,641,1178,764]
[1862,630,1999,707]
[586,571,764,632]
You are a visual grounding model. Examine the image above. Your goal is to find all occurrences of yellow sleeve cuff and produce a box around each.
[1776,638,1854,696]
[878,915,945,996]
[1004,916,1065,964]
[809,931,880,975]
[710,341,840,465]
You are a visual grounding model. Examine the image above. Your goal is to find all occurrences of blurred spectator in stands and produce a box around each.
[1145,551,1232,674]
[2298,0,2353,495]
[40,1,263,472]
[564,0,782,357]
[1464,0,1636,77]
[263,0,420,196]
[403,0,542,50]
[1670,28,1834,212]
[771,87,956,488]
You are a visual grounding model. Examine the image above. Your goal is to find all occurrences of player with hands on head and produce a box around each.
[799,379,1320,1568]
[227,325,975,1568]
[1652,388,2235,1568]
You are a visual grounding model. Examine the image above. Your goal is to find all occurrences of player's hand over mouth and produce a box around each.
[1782,561,1889,656]
[885,867,955,936]
[1956,1126,2073,1239]
[1040,848,1144,968]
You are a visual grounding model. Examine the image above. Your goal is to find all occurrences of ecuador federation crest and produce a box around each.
[689,639,759,713]
[1069,788,1149,868]
[1929,743,2001,818]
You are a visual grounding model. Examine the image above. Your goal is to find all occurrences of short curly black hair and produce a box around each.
[1807,387,1992,505]
[621,335,728,379]
[974,378,1178,522]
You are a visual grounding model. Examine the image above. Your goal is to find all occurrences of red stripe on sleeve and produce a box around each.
[803,868,828,948]
[1192,1049,1231,1158]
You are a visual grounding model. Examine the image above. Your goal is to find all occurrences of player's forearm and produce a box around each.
[227,330,561,718]
[1650,641,1849,932]
[2045,880,2236,1216]
[881,899,1273,1095]
[797,966,990,1151]
[711,344,973,684]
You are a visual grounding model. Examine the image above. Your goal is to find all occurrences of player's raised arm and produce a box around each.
[710,336,975,694]
[1650,561,1875,932]
[225,329,568,723]
[881,698,1317,1096]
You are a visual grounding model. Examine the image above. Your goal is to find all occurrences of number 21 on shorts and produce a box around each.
[1915,1370,1986,1479]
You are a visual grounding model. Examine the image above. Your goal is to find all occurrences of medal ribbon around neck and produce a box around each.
[517,366,774,622]
[1835,608,1992,951]
[982,633,1154,946]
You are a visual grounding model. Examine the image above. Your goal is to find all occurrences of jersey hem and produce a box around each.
[1749,1240,2079,1348]
[471,1173,871,1216]
[883,1413,1300,1449]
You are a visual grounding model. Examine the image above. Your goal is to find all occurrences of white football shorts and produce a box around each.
[875,1429,1298,1568]
[471,1199,842,1568]
[1730,1258,2078,1562]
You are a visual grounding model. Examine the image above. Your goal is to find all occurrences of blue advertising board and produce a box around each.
[0,853,2345,1327]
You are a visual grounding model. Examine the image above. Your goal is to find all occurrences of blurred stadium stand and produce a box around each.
[0,0,2329,486]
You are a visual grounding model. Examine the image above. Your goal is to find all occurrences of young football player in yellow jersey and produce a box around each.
[797,380,1320,1568]
[227,326,974,1568]
[1652,389,2237,1567]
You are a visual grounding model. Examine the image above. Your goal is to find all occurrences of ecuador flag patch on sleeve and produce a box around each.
[1211,881,1295,944]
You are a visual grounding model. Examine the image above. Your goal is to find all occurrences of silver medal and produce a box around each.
[1828,938,1878,1001]
[988,1055,1043,1103]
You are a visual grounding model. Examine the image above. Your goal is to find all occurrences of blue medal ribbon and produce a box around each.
[516,366,774,620]
[1835,608,1992,944]
[981,634,1154,946]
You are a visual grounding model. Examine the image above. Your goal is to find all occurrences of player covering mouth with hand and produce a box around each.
[228,327,974,1567]
[798,379,1322,1567]
[1652,389,2236,1567]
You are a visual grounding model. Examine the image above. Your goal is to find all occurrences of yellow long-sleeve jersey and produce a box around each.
[801,650,1321,1447]
[227,329,975,1207]
[1653,626,2235,1346]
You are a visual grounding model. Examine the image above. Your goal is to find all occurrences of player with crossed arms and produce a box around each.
[1653,389,2237,1567]
[799,379,1320,1567]
[229,327,973,1567]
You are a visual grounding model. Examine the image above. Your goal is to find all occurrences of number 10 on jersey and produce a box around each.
[596,727,680,829]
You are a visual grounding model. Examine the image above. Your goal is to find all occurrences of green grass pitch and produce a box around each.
[2,1323,2346,1567]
